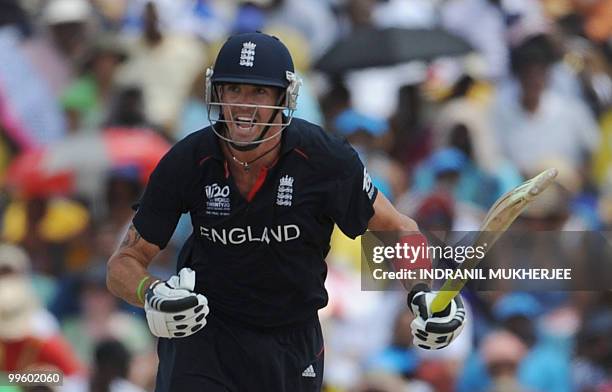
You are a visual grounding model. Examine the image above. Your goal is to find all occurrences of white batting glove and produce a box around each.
[407,283,466,350]
[144,268,209,339]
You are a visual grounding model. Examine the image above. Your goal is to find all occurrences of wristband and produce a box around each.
[136,276,151,305]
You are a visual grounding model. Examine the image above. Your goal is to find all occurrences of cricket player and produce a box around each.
[106,32,465,391]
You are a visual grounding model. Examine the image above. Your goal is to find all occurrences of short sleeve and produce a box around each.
[326,144,378,239]
[132,146,190,249]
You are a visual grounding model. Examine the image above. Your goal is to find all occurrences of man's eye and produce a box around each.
[228,86,240,93]
[256,88,268,95]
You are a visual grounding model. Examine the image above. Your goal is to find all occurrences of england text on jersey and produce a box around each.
[199,224,300,245]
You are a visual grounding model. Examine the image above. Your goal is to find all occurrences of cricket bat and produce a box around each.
[430,168,559,314]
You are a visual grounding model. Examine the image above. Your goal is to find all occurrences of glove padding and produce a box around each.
[407,283,465,350]
[144,268,209,339]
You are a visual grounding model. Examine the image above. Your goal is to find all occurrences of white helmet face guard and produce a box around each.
[205,68,302,148]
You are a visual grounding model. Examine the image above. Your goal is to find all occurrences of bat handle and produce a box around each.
[430,291,455,314]
[430,278,467,313]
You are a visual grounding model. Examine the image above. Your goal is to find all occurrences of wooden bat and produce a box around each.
[430,168,559,314]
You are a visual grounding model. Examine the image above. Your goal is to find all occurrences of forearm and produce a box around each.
[106,224,160,307]
[107,253,156,307]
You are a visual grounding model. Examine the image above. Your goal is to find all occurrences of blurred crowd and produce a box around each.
[0,0,611,391]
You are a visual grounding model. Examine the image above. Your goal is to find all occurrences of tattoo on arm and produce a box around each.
[120,224,142,248]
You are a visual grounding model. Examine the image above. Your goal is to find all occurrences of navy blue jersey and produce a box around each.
[133,118,378,328]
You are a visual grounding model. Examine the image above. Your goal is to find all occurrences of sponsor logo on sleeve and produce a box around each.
[363,168,375,200]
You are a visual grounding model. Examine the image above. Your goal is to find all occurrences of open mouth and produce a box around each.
[235,116,255,130]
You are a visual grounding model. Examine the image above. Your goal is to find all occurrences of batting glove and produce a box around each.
[144,268,209,339]
[407,283,465,350]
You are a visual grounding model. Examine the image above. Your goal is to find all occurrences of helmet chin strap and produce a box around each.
[225,92,286,152]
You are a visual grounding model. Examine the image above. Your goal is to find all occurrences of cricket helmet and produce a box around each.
[205,32,302,150]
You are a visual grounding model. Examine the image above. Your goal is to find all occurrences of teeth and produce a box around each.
[235,116,255,130]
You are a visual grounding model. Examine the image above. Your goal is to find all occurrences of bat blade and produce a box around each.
[429,168,558,314]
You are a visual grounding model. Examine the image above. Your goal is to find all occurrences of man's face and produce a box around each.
[518,63,550,109]
[218,83,282,145]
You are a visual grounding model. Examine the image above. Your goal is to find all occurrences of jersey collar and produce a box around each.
[279,121,301,155]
